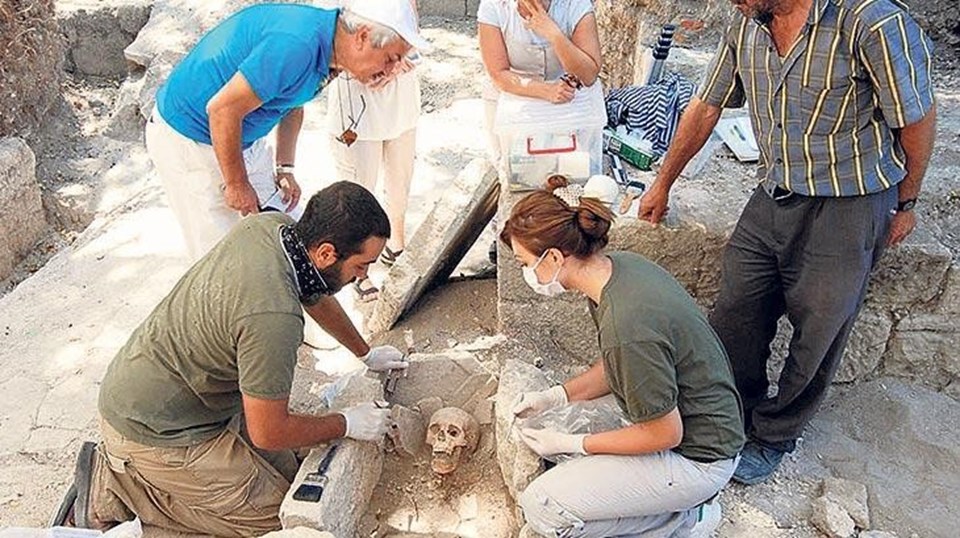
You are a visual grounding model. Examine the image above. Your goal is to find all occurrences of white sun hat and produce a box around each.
[343,0,432,52]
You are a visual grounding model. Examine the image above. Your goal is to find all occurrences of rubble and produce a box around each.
[821,477,870,529]
[810,496,856,538]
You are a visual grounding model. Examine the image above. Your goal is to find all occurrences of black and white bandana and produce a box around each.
[280,225,331,306]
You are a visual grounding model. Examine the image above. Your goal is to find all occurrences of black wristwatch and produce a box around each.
[896,198,917,212]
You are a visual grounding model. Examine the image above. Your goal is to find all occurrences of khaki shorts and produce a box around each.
[93,417,296,537]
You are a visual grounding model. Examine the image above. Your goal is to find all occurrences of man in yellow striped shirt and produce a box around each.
[639,0,936,485]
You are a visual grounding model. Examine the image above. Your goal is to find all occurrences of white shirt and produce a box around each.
[477,0,594,101]
[325,69,421,142]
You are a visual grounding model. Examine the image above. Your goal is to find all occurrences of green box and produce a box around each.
[603,128,656,171]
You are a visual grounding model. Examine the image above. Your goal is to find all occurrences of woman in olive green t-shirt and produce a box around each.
[500,177,744,538]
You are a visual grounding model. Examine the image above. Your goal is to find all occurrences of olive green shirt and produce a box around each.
[99,213,304,447]
[591,252,745,462]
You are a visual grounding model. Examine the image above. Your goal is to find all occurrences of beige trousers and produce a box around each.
[92,418,298,537]
[329,128,416,250]
[145,108,283,261]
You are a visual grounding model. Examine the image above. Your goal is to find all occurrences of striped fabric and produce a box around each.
[699,0,935,197]
[606,73,697,156]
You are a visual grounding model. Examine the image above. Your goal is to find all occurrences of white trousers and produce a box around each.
[519,449,736,538]
[145,108,283,261]
[329,128,416,250]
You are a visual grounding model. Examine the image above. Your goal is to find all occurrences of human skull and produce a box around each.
[425,407,479,474]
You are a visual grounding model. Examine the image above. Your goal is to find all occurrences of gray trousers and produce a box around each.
[709,186,896,452]
[519,451,736,537]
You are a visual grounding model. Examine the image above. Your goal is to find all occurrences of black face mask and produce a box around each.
[280,225,334,306]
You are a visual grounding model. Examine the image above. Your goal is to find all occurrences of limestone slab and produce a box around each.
[369,159,498,333]
[282,366,385,536]
[385,352,497,414]
[495,359,549,501]
[0,138,46,281]
[280,440,382,537]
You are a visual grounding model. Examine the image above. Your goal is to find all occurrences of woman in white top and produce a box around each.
[478,0,602,165]
[327,11,421,301]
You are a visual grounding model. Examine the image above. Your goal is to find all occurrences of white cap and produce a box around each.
[343,0,431,52]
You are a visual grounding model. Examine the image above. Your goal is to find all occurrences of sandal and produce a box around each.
[379,246,404,267]
[50,441,97,527]
[353,278,380,303]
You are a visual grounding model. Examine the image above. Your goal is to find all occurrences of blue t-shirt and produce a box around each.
[156,3,338,148]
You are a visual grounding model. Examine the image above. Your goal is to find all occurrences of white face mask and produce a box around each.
[522,250,566,297]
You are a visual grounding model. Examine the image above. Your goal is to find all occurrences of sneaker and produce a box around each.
[732,440,785,485]
[689,496,722,538]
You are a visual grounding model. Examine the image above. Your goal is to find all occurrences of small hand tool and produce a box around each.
[292,443,340,503]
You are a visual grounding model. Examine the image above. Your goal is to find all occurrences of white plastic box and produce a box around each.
[494,82,607,191]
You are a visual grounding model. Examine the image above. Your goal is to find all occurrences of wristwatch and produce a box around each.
[896,198,917,212]
[275,164,295,175]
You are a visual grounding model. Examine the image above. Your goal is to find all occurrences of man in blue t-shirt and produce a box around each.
[145,0,430,260]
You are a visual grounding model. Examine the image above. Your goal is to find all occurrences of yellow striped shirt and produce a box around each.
[699,0,934,197]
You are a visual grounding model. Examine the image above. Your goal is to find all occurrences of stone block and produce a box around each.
[882,312,960,391]
[282,367,384,536]
[835,309,893,383]
[821,477,870,529]
[280,440,382,538]
[858,532,897,538]
[0,138,46,282]
[288,369,384,417]
[385,352,497,414]
[867,225,953,309]
[105,75,147,141]
[370,159,497,333]
[59,3,150,78]
[810,496,856,538]
[495,359,548,501]
[935,264,960,314]
[419,0,467,18]
[388,405,426,457]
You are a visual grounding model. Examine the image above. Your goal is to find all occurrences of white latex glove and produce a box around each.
[362,345,409,372]
[512,385,568,418]
[519,428,587,457]
[340,402,391,442]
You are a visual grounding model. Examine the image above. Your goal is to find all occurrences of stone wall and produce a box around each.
[59,1,152,79]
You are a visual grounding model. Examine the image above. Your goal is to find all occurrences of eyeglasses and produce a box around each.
[336,94,366,147]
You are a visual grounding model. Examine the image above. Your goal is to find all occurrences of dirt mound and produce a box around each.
[0,0,64,138]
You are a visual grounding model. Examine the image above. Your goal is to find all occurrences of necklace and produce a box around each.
[333,46,361,147]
